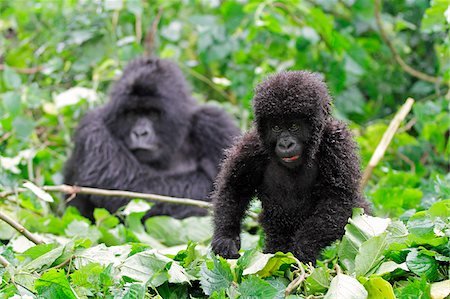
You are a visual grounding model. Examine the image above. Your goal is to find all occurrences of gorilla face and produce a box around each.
[124,107,162,163]
[265,117,311,169]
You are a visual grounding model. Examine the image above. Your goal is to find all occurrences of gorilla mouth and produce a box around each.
[282,155,300,162]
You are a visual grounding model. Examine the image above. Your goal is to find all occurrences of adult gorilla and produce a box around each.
[64,57,240,221]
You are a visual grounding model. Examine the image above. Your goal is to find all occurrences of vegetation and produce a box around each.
[0,0,449,298]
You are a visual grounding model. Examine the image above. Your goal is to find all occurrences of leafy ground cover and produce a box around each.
[0,0,449,298]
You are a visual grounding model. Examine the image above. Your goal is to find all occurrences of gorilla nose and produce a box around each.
[132,128,149,137]
[278,139,295,151]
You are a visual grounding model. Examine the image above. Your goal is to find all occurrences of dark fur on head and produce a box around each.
[211,70,369,263]
[65,57,240,220]
[253,71,332,167]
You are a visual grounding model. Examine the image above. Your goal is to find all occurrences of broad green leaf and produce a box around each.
[35,269,77,299]
[338,209,390,272]
[2,91,21,116]
[407,212,435,240]
[65,220,101,243]
[430,280,450,299]
[69,263,103,290]
[406,249,439,281]
[375,261,408,275]
[394,277,431,299]
[2,66,22,89]
[23,181,53,202]
[200,254,234,296]
[23,246,65,272]
[355,233,388,277]
[364,277,395,299]
[123,283,146,299]
[305,267,331,294]
[324,273,368,299]
[238,276,279,299]
[12,116,35,139]
[74,244,131,268]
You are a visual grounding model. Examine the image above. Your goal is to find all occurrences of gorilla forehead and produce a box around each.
[253,71,331,121]
[110,57,195,112]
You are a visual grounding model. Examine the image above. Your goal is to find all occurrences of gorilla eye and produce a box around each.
[272,125,282,133]
[289,124,299,132]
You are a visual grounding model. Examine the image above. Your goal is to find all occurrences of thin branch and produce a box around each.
[0,184,259,219]
[181,65,234,103]
[285,263,307,296]
[1,184,211,209]
[0,64,43,74]
[0,211,45,245]
[374,0,443,85]
[361,97,415,188]
[0,255,10,268]
[144,8,163,57]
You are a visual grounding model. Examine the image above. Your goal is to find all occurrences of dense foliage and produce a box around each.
[0,0,449,298]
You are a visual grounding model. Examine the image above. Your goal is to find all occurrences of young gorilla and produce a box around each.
[211,71,368,263]
[64,57,240,221]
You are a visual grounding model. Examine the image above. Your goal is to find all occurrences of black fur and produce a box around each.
[211,71,369,263]
[64,57,240,221]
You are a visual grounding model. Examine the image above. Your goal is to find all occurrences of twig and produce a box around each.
[0,255,10,268]
[181,65,233,103]
[0,184,259,219]
[135,13,142,44]
[0,211,45,245]
[144,8,163,57]
[48,256,73,270]
[374,0,443,85]
[361,97,415,188]
[397,152,416,173]
[0,64,43,74]
[1,184,211,209]
[285,263,307,296]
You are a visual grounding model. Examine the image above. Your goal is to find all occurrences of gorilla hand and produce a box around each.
[211,234,241,259]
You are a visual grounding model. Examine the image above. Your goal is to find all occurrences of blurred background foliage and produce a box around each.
[0,1,449,297]
[0,0,449,232]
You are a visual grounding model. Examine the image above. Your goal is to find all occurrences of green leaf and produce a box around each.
[394,277,431,299]
[200,254,234,296]
[2,91,21,116]
[324,273,368,299]
[74,244,131,268]
[430,280,450,299]
[406,249,439,280]
[305,267,331,294]
[23,246,65,272]
[338,209,390,272]
[2,66,22,89]
[375,261,408,276]
[364,277,395,299]
[65,220,101,243]
[23,181,54,202]
[35,269,77,299]
[123,283,146,299]
[355,233,389,277]
[70,263,103,290]
[12,116,35,139]
[238,276,279,299]
[407,212,435,240]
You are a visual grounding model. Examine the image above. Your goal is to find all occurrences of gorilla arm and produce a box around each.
[211,129,266,258]
[292,120,363,262]
[190,105,241,180]
[65,108,138,217]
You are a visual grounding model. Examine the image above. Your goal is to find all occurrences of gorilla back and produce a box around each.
[64,57,240,220]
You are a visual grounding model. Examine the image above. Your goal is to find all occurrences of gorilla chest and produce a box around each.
[259,162,318,221]
[144,170,212,200]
